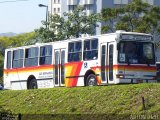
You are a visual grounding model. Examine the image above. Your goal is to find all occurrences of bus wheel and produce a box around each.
[86,74,97,86]
[28,79,38,89]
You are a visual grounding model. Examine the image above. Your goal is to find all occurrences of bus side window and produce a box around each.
[12,49,24,68]
[68,41,82,62]
[91,39,98,60]
[40,45,52,65]
[83,39,98,60]
[25,47,38,67]
[7,51,11,69]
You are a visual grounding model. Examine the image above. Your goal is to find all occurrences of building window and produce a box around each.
[54,0,56,3]
[58,8,60,13]
[68,41,82,62]
[114,0,128,4]
[68,5,76,11]
[40,45,52,65]
[54,8,56,13]
[12,49,24,68]
[25,47,38,67]
[58,0,60,3]
[83,39,98,60]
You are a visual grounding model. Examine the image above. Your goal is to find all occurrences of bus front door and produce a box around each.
[107,42,115,84]
[54,49,65,87]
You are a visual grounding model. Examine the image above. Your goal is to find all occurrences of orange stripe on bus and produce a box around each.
[65,62,83,87]
[4,65,54,74]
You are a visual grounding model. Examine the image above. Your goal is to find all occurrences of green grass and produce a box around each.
[0,83,160,120]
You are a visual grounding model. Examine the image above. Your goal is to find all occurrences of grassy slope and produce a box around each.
[0,83,160,120]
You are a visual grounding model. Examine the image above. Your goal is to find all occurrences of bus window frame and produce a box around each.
[39,45,52,65]
[118,41,155,64]
[68,41,82,62]
[83,38,98,61]
[6,51,12,69]
[12,49,24,68]
[24,47,39,67]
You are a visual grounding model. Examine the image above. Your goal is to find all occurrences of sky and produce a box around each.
[0,0,48,33]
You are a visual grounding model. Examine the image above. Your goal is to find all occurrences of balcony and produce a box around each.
[83,0,94,5]
[67,0,78,5]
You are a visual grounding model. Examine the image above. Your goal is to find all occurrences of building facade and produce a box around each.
[48,0,160,35]
[48,0,160,61]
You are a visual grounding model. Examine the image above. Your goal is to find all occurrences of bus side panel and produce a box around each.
[65,62,83,87]
[81,60,102,85]
[33,65,54,88]
[65,61,102,87]
[3,69,12,89]
[4,68,27,90]
[3,51,12,89]
[4,65,54,90]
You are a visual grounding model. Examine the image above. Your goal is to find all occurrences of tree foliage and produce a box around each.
[32,6,101,43]
[101,0,160,34]
[24,27,56,45]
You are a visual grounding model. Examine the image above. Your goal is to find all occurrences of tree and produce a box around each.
[11,32,36,47]
[27,6,100,44]
[101,0,160,35]
[24,27,56,45]
[101,7,124,33]
[43,6,100,41]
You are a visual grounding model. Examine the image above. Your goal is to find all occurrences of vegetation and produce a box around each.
[0,32,36,83]
[101,0,160,51]
[0,84,160,119]
[25,6,101,44]
[48,6,100,39]
[101,0,160,35]
[31,0,160,44]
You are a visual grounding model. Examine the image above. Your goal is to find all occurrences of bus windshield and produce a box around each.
[118,41,155,64]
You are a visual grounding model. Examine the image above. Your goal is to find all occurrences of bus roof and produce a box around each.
[5,30,152,51]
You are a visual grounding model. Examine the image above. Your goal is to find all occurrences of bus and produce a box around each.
[3,30,157,90]
[156,62,160,82]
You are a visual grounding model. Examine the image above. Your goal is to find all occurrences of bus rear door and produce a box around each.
[54,49,66,86]
[100,43,108,84]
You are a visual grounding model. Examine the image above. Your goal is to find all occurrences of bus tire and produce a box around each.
[86,74,97,86]
[28,79,38,89]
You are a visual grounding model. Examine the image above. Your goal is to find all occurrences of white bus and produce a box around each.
[156,62,160,82]
[3,30,157,90]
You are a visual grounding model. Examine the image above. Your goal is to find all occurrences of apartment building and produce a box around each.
[48,0,160,61]
[48,0,160,35]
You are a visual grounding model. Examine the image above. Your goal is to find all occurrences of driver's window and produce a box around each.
[143,43,153,59]
[124,42,138,63]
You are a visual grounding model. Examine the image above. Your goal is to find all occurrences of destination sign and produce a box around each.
[120,34,152,41]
